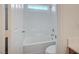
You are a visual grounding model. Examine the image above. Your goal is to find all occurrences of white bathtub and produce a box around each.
[23,40,56,54]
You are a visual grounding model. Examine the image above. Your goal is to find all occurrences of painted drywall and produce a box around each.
[57,4,79,53]
[0,5,5,54]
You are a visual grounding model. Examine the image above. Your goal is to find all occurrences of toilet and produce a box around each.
[45,45,56,54]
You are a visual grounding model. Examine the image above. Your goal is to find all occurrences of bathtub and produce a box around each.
[23,40,56,54]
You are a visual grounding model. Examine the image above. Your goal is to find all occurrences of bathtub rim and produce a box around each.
[23,40,56,46]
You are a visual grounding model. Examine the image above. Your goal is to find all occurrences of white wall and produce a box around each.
[0,5,5,54]
[57,4,79,53]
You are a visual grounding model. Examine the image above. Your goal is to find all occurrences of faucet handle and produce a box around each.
[52,28,54,32]
[51,38,53,40]
[55,35,57,39]
[22,30,25,33]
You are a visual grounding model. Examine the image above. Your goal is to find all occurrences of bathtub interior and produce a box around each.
[23,41,56,54]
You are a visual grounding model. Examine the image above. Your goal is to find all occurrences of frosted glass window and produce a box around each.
[28,5,49,10]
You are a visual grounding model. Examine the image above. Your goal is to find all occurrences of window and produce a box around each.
[27,5,49,11]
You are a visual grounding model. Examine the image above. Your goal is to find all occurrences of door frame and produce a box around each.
[0,4,5,54]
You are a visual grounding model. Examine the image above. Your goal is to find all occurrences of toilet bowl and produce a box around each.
[45,45,56,54]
